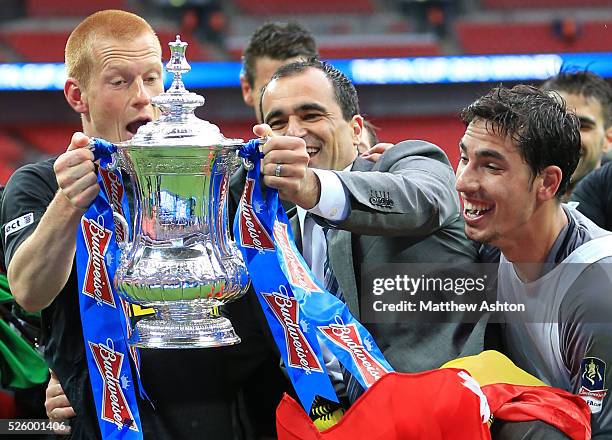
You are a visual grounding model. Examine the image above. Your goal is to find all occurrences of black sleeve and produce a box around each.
[0,186,5,272]
[0,159,57,269]
[571,163,612,230]
[559,260,612,438]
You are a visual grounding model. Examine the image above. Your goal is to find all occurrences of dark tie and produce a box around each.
[322,226,364,405]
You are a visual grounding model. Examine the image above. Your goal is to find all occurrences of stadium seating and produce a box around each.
[0,131,24,163]
[234,0,375,15]
[1,31,69,63]
[26,0,129,17]
[482,0,611,9]
[456,20,612,54]
[0,29,210,63]
[15,124,79,156]
[228,39,440,60]
[156,31,211,61]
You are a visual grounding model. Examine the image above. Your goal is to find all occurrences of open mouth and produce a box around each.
[126,117,152,136]
[463,200,494,222]
[306,146,320,159]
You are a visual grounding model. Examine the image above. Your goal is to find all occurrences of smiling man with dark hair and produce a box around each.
[457,84,612,438]
[234,59,485,416]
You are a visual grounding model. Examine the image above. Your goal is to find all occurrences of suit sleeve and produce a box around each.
[328,140,462,237]
[560,261,612,438]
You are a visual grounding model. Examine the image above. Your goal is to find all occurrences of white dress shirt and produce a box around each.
[296,166,352,394]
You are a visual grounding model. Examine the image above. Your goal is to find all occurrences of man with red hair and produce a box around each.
[1,10,238,439]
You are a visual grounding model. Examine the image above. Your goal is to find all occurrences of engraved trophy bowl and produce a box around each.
[111,36,250,349]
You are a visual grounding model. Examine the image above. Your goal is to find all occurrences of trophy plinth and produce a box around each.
[113,36,249,349]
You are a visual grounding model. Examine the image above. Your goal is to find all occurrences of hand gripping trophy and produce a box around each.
[95,36,252,349]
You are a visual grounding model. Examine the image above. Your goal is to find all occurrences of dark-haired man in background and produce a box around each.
[240,21,318,122]
[541,71,612,198]
[457,84,612,437]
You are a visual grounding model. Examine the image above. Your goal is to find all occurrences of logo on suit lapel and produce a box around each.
[273,222,323,293]
[262,285,323,374]
[239,178,275,252]
[369,190,394,209]
[578,357,607,414]
[318,316,390,387]
[81,215,116,308]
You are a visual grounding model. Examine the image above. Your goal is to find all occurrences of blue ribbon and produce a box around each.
[234,140,394,412]
[75,138,144,439]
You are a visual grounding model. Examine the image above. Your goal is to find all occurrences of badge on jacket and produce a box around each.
[579,357,607,414]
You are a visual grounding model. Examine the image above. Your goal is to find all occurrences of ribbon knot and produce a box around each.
[238,139,264,162]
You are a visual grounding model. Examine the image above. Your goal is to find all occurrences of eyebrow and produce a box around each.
[578,115,597,127]
[264,103,327,125]
[459,141,507,162]
[103,60,161,73]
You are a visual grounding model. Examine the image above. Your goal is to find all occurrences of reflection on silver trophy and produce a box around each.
[107,36,251,348]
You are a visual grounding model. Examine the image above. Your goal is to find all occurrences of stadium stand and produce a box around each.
[14,124,78,156]
[234,0,375,15]
[482,0,612,9]
[456,20,612,54]
[25,0,130,17]
[0,0,610,181]
[1,31,69,63]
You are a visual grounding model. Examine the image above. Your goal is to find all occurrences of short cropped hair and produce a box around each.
[363,120,380,146]
[242,22,318,87]
[461,84,581,198]
[65,9,160,90]
[261,58,359,122]
[542,70,612,127]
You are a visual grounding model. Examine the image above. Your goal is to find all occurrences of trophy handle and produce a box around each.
[104,153,122,172]
[88,136,124,172]
[112,212,130,251]
[239,136,268,170]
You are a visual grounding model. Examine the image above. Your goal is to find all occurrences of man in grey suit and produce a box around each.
[233,58,485,394]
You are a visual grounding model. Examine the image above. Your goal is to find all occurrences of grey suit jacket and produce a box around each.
[229,140,486,374]
[296,140,485,372]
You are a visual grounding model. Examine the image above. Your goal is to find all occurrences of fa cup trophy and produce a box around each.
[108,36,251,349]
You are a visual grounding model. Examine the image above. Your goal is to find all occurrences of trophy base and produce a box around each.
[128,303,241,349]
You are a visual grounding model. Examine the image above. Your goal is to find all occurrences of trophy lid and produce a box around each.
[128,35,242,148]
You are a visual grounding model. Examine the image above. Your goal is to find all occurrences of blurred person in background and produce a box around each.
[358,119,394,160]
[541,70,612,199]
[571,161,612,231]
[240,21,319,123]
[0,185,48,421]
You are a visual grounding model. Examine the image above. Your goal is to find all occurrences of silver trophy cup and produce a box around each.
[109,36,251,349]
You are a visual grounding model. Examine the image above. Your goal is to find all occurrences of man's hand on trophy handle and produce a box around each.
[54,131,99,211]
[255,124,320,209]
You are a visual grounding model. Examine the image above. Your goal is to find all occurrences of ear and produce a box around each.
[64,78,88,114]
[350,115,364,146]
[602,125,612,154]
[240,74,254,108]
[536,165,562,202]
